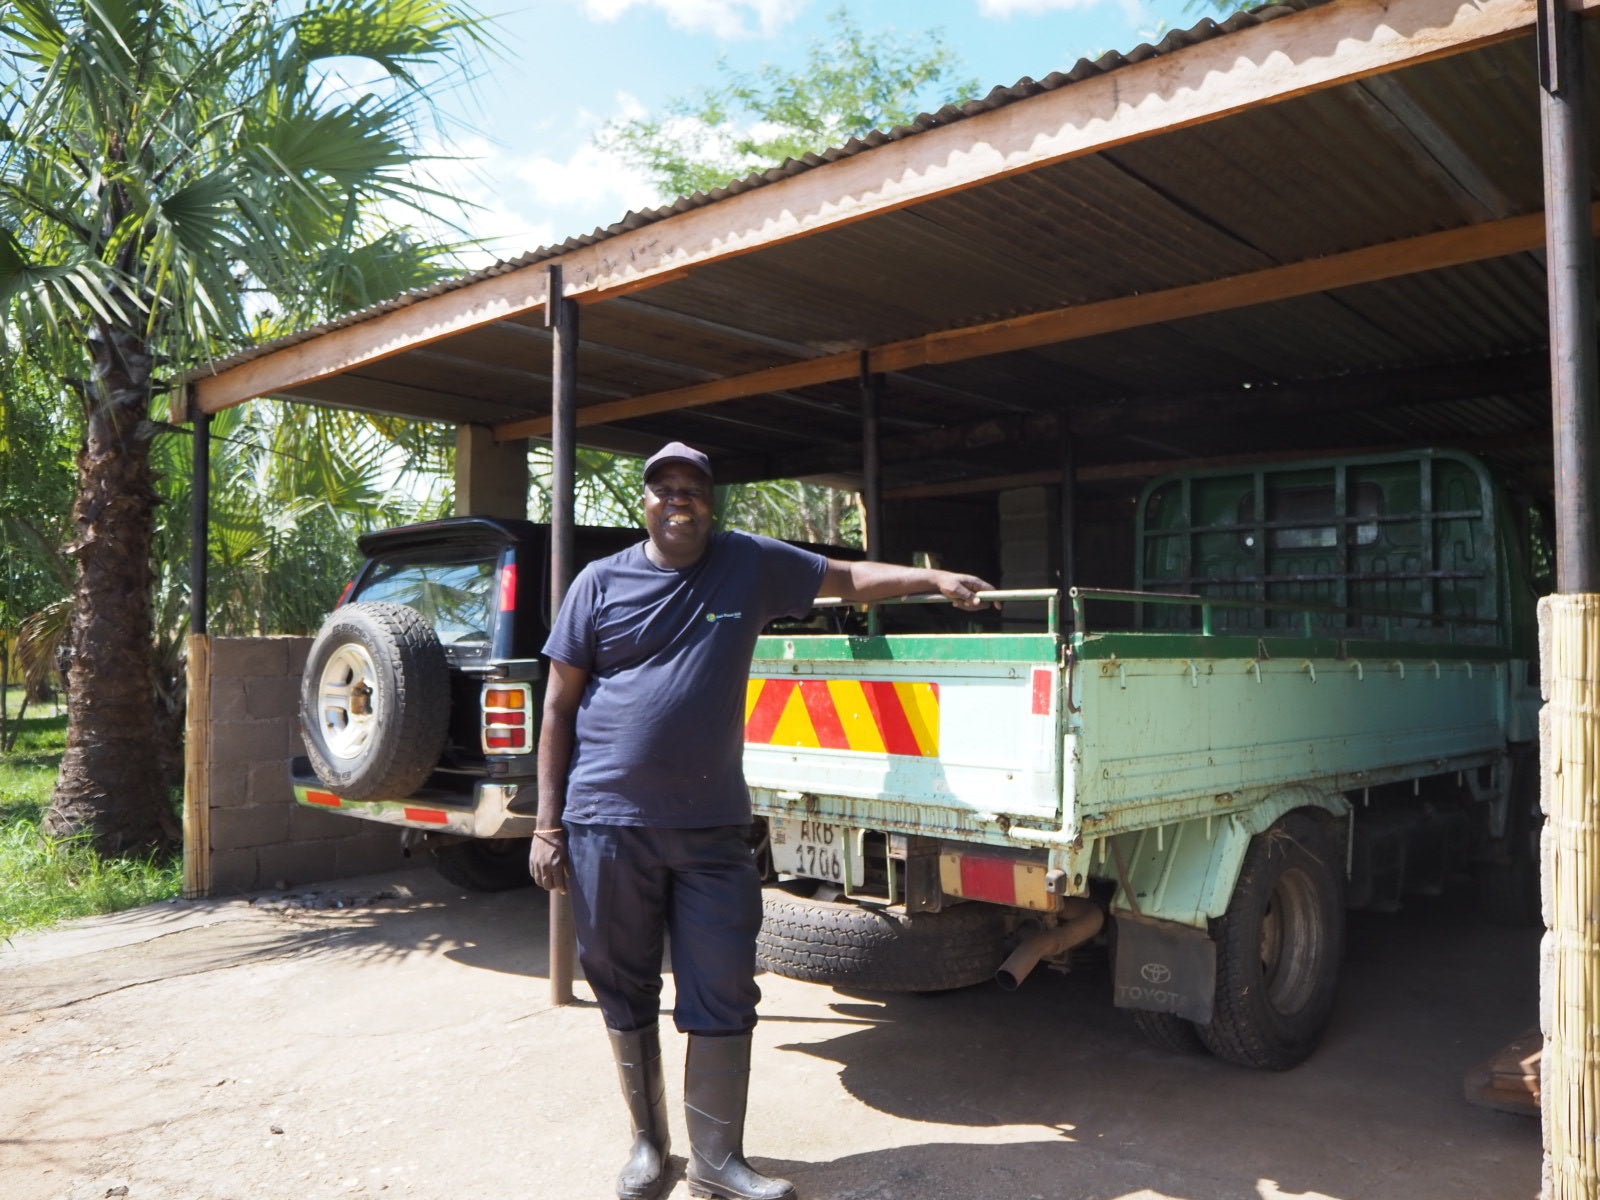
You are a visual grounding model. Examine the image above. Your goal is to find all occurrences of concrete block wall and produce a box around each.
[202,636,411,893]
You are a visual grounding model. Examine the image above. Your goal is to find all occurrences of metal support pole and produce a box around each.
[1058,425,1076,598]
[860,352,883,560]
[188,396,210,636]
[1540,0,1600,591]
[861,353,883,637]
[547,265,579,1006]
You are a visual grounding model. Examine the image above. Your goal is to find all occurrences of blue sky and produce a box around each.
[416,0,1199,265]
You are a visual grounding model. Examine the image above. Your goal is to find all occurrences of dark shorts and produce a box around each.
[565,823,763,1035]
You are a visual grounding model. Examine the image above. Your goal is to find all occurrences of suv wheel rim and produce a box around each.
[318,643,380,760]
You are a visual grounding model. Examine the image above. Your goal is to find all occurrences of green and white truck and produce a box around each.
[746,448,1544,1069]
[289,446,1543,1070]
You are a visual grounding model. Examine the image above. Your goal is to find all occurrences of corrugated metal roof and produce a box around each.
[197,0,1330,378]
[189,0,1574,522]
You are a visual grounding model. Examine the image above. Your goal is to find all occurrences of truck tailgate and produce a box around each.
[743,633,1062,821]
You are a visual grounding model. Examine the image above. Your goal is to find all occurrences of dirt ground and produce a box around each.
[0,866,1541,1200]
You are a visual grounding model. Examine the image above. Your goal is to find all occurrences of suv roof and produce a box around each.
[358,516,545,558]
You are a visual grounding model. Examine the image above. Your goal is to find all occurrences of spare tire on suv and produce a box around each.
[300,601,450,800]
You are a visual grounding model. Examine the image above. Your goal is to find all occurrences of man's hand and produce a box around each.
[930,570,996,611]
[529,830,570,894]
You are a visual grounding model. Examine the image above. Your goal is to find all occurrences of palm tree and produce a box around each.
[0,0,482,853]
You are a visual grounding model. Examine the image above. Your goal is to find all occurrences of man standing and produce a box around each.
[530,442,993,1200]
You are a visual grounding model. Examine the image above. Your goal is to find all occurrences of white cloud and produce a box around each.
[397,113,665,270]
[582,0,803,39]
[506,139,664,227]
[978,0,1105,15]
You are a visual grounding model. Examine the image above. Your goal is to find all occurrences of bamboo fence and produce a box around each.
[1541,594,1600,1199]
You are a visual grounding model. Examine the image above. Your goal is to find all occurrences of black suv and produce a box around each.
[291,517,640,889]
[291,516,857,889]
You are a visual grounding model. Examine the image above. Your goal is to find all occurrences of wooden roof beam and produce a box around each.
[191,0,1575,418]
[716,349,1550,482]
[495,207,1595,441]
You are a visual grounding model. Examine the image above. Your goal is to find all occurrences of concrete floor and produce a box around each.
[0,868,1541,1200]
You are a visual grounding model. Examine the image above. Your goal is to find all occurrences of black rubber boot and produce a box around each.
[609,1025,671,1200]
[684,1033,796,1200]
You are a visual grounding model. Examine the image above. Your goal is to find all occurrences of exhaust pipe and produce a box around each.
[995,900,1104,991]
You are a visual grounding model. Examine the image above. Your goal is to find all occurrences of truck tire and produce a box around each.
[1477,746,1542,926]
[300,601,449,801]
[1199,811,1345,1070]
[758,885,1009,993]
[1131,1010,1210,1056]
[433,838,534,892]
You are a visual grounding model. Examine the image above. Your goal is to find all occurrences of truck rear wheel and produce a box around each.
[1199,811,1345,1070]
[300,601,449,801]
[1132,1010,1209,1055]
[757,884,1010,992]
[1477,746,1542,926]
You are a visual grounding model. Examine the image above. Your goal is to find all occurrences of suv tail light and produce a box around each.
[497,561,518,614]
[482,683,533,754]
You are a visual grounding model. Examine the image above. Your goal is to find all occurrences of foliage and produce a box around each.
[721,478,860,547]
[528,445,645,528]
[600,6,977,201]
[529,446,861,548]
[0,0,484,851]
[0,0,483,356]
[0,818,181,940]
[170,402,454,638]
[0,688,177,940]
[0,356,75,655]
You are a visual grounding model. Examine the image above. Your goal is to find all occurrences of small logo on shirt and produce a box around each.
[705,611,743,623]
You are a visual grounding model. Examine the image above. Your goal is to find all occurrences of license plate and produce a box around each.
[767,817,863,885]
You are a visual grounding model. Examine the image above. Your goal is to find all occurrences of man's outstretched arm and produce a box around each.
[820,560,996,612]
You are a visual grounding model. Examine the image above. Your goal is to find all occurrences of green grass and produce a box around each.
[1,687,182,942]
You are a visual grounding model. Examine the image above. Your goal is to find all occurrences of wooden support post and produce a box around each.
[454,425,529,518]
[548,265,578,1007]
[181,633,212,900]
[183,395,212,899]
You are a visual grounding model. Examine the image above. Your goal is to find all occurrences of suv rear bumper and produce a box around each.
[289,757,537,838]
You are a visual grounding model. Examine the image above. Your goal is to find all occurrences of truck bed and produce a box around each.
[745,621,1526,851]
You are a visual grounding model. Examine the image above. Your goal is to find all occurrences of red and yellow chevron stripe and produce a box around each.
[745,677,940,757]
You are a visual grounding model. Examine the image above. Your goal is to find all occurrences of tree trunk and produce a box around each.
[45,322,173,856]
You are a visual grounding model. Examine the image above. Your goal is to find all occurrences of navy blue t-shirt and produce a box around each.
[542,530,828,827]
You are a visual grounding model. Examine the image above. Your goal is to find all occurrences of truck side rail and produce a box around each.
[1068,585,1503,646]
[811,588,1062,635]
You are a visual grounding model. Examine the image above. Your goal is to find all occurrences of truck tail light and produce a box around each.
[335,580,355,608]
[498,561,518,614]
[939,850,1054,912]
[482,682,533,754]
